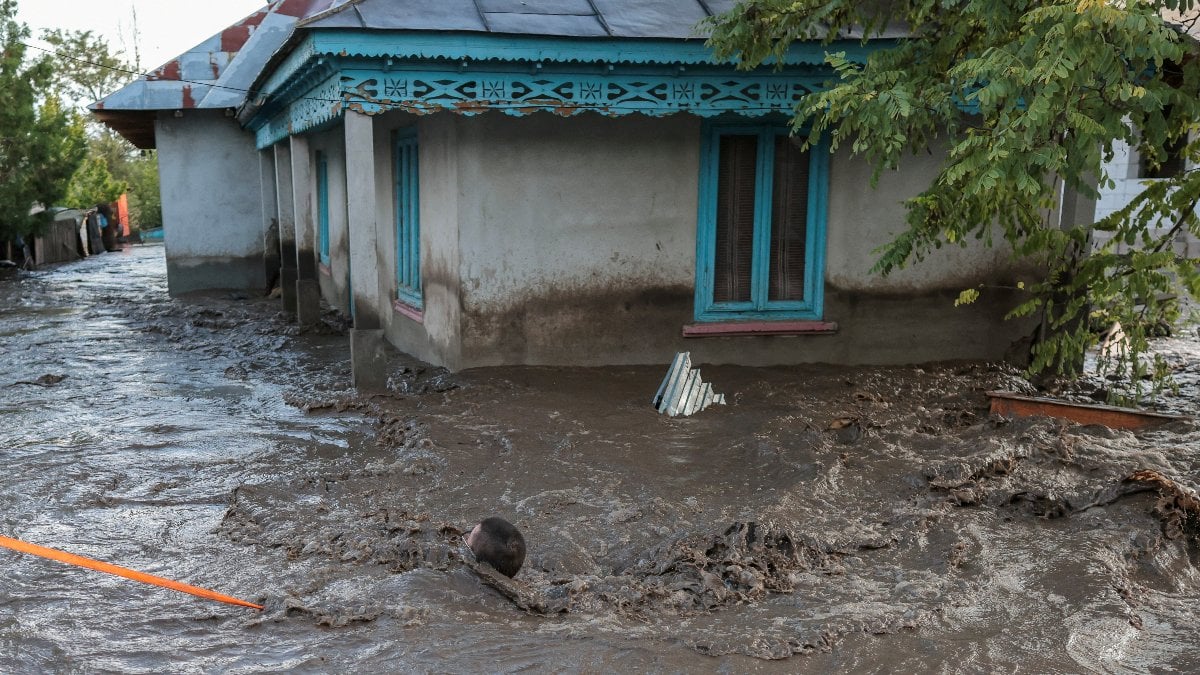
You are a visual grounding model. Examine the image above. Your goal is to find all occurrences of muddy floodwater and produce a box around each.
[2,246,1200,673]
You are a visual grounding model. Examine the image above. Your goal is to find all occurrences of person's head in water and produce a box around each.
[465,516,525,578]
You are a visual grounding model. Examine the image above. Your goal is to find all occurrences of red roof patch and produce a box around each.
[221,24,253,52]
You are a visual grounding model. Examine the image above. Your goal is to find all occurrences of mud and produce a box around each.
[2,246,1199,672]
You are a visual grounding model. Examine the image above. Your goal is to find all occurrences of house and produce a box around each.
[1094,135,1200,259]
[92,0,1054,387]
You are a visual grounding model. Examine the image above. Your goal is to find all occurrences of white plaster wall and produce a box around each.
[825,142,1025,292]
[365,111,461,366]
[415,114,464,367]
[156,110,266,294]
[453,113,700,366]
[456,113,698,307]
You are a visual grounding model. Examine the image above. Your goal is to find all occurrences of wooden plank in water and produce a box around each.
[986,391,1189,430]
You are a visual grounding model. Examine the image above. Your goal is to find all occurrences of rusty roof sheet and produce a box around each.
[89,1,343,147]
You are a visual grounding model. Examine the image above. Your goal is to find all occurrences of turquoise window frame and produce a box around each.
[394,129,422,309]
[694,123,829,322]
[316,151,330,266]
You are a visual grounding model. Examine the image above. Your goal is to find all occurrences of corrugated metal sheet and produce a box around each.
[334,0,488,31]
[301,0,724,38]
[653,352,726,417]
[592,0,713,39]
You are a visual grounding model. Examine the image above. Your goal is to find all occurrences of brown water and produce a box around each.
[2,246,1199,673]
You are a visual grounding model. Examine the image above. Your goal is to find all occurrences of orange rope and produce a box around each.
[0,535,263,610]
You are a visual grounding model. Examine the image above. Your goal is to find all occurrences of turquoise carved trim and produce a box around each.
[253,65,829,147]
[255,73,343,149]
[338,67,826,116]
[248,33,891,148]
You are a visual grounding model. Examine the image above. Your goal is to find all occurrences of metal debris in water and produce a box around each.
[652,352,725,417]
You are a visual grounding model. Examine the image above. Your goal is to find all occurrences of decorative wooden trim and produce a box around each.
[682,320,838,337]
[392,298,424,324]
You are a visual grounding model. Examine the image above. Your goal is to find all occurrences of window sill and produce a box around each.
[682,320,838,338]
[393,298,424,324]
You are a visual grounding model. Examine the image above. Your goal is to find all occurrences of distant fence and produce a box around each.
[33,210,85,265]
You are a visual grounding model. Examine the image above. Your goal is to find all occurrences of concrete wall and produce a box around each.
[453,113,699,368]
[347,111,461,367]
[440,112,1035,369]
[816,145,1038,366]
[289,111,1038,370]
[156,110,266,295]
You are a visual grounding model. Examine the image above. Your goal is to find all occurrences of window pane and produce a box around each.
[714,135,757,303]
[395,135,421,303]
[317,153,330,264]
[769,136,809,301]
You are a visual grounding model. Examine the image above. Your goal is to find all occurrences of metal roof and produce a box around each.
[102,0,907,148]
[300,0,738,38]
[91,0,339,147]
[91,0,744,147]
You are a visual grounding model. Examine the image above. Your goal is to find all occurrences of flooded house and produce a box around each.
[91,0,1063,384]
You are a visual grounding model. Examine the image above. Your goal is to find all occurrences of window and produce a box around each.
[394,129,421,308]
[1137,106,1188,179]
[695,125,828,322]
[316,151,330,266]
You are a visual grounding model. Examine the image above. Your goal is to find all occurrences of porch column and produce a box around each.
[273,141,297,315]
[259,149,280,292]
[344,109,389,391]
[290,134,321,326]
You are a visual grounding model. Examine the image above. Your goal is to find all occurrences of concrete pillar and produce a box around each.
[345,110,389,391]
[259,149,280,292]
[274,141,297,315]
[290,134,321,326]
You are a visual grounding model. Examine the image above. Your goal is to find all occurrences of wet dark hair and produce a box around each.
[469,516,526,578]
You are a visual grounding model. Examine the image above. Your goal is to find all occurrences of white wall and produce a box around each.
[307,111,1040,370]
[156,110,266,295]
[1095,137,1200,257]
[453,113,700,367]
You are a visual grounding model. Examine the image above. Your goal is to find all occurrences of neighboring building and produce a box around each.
[92,0,1053,383]
[1094,10,1200,259]
[1094,135,1200,258]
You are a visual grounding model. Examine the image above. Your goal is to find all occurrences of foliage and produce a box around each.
[66,155,126,209]
[0,0,87,241]
[124,151,160,229]
[40,27,133,107]
[38,23,159,226]
[705,0,1200,400]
